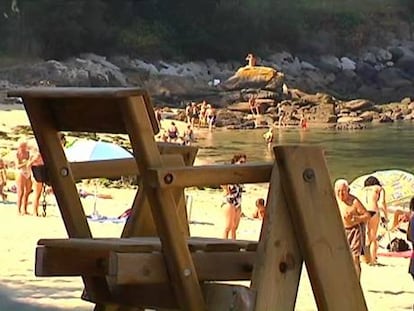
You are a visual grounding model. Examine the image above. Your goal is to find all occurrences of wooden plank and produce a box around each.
[109,251,255,284]
[37,237,162,252]
[37,237,257,252]
[70,159,137,180]
[89,284,255,311]
[250,162,303,310]
[274,146,367,311]
[147,163,273,188]
[69,144,198,180]
[122,95,206,310]
[35,247,255,282]
[9,88,158,134]
[8,87,146,98]
[35,246,108,277]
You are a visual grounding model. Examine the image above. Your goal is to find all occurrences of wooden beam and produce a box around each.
[122,95,206,310]
[274,146,367,311]
[35,246,255,283]
[8,87,147,98]
[147,163,273,188]
[251,162,303,310]
[86,283,255,311]
[9,88,159,135]
[69,144,198,180]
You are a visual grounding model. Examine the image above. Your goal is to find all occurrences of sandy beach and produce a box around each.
[0,106,412,310]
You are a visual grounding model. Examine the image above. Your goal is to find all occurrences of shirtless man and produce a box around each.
[335,179,370,279]
[362,176,388,265]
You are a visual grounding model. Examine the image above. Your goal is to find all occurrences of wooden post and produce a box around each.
[274,146,367,311]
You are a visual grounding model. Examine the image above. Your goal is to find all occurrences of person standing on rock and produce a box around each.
[245,53,257,67]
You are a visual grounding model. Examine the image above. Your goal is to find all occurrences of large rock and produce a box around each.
[220,66,285,93]
[342,99,375,112]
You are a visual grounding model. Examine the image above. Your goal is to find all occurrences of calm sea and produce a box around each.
[194,122,414,183]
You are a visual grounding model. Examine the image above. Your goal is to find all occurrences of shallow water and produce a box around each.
[195,121,414,183]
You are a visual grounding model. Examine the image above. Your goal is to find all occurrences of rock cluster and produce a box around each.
[2,40,414,129]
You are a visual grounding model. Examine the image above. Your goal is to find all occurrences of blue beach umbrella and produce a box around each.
[65,139,133,162]
[64,139,133,218]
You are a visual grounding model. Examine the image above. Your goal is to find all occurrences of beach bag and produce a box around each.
[32,165,50,185]
[387,238,410,252]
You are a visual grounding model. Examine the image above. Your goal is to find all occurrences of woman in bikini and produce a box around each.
[15,139,33,215]
[362,176,389,265]
[221,154,247,239]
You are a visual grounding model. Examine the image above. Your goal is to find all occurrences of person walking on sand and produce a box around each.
[15,139,33,215]
[335,179,370,279]
[221,154,247,239]
[361,176,388,266]
[0,158,8,202]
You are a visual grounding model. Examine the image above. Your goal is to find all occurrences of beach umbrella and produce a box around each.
[349,169,414,206]
[64,139,133,218]
[65,139,133,162]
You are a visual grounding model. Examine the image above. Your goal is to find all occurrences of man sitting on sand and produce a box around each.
[335,179,370,279]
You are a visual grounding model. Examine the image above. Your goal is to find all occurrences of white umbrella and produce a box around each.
[65,139,133,162]
[350,169,414,206]
[65,139,133,218]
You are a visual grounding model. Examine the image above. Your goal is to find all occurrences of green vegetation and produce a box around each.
[0,0,412,61]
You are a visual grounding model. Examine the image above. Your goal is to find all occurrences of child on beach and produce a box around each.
[0,158,8,202]
[252,198,266,220]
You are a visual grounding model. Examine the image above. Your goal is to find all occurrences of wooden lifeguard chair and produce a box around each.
[8,87,368,311]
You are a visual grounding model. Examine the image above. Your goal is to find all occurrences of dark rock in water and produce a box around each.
[378,115,394,123]
[334,122,367,130]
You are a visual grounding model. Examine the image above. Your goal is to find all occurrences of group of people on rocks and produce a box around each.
[156,99,217,146]
[334,176,414,280]
[185,100,216,131]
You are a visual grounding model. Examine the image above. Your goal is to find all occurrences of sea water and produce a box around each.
[194,121,414,183]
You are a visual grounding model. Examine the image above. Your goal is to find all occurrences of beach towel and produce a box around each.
[86,214,126,224]
[377,250,412,258]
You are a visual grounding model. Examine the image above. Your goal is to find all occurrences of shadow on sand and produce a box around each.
[0,282,89,311]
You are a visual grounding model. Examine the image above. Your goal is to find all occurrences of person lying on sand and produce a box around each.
[78,188,113,199]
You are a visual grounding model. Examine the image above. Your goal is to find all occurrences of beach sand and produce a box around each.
[0,107,412,310]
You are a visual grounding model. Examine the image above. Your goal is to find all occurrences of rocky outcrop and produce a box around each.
[3,39,414,130]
